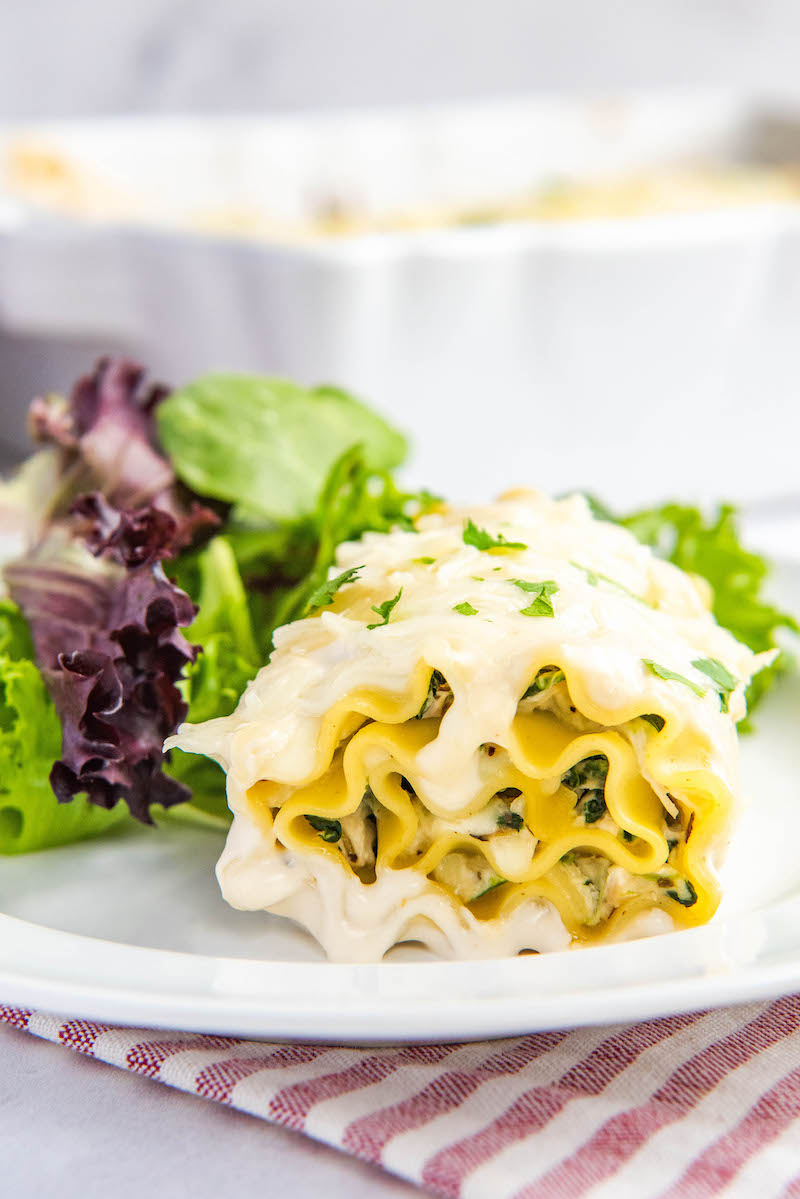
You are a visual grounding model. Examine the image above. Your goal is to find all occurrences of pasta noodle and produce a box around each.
[168,490,771,961]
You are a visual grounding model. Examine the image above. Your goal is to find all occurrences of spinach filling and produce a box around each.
[304,815,342,843]
[561,755,610,825]
[667,878,698,907]
[416,669,454,719]
[497,810,524,831]
[521,665,565,701]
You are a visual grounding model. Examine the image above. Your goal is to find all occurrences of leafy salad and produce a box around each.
[0,358,795,855]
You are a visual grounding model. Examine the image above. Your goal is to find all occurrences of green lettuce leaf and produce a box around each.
[156,375,408,523]
[0,601,126,854]
[166,537,261,820]
[586,498,798,720]
[165,450,432,818]
[247,445,434,646]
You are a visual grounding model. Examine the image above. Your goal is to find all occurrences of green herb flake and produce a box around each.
[453,601,479,616]
[367,588,403,629]
[643,659,707,698]
[520,596,553,618]
[306,565,363,613]
[512,578,558,595]
[304,815,342,843]
[692,657,738,712]
[462,519,527,553]
[570,560,649,605]
[510,578,559,619]
[414,556,436,565]
[471,576,485,582]
[570,559,599,585]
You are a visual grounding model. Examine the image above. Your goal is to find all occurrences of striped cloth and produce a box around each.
[3,996,800,1197]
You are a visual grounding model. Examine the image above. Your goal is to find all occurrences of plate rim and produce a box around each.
[3,893,800,1043]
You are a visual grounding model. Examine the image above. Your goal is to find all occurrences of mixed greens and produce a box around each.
[0,358,430,849]
[585,495,798,719]
[0,358,795,856]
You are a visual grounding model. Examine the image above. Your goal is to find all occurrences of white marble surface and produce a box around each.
[2,0,800,120]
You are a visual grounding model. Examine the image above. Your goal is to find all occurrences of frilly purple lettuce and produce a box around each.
[6,494,198,822]
[1,357,427,844]
[27,355,218,549]
[3,357,217,824]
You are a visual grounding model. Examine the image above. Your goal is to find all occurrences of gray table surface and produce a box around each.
[1,1023,425,1198]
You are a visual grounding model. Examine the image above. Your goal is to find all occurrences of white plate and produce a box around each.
[1,563,799,1044]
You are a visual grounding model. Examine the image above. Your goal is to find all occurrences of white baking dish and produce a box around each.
[1,93,799,505]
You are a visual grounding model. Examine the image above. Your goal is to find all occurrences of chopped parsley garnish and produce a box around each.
[571,560,599,585]
[304,815,342,843]
[666,878,698,907]
[520,595,555,618]
[453,601,478,616]
[512,578,558,594]
[367,588,402,629]
[413,556,436,565]
[462,519,527,553]
[472,576,485,582]
[641,713,666,732]
[643,659,706,698]
[522,667,565,699]
[497,810,524,831]
[570,560,649,605]
[306,565,363,612]
[692,657,737,712]
[512,578,559,618]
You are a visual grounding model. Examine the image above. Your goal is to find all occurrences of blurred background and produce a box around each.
[1,0,800,507]
[5,1,800,118]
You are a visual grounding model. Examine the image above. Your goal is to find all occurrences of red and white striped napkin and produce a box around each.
[4,997,800,1197]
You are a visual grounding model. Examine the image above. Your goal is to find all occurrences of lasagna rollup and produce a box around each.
[169,492,771,961]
